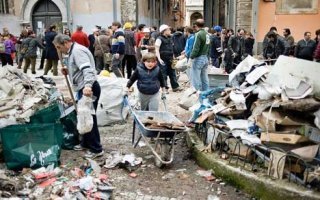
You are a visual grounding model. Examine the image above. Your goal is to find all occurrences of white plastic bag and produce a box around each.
[77,96,94,135]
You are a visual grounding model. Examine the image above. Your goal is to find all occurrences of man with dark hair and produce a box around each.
[150,26,159,40]
[263,31,286,64]
[136,24,146,62]
[53,34,104,159]
[190,19,210,91]
[184,26,195,59]
[44,25,59,76]
[283,28,295,56]
[172,26,186,57]
[295,31,316,61]
[111,21,125,77]
[263,26,278,51]
[227,28,245,68]
[71,25,90,47]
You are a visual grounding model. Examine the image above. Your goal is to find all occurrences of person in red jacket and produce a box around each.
[71,25,90,48]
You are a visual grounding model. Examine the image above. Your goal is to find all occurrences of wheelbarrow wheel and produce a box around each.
[154,141,170,168]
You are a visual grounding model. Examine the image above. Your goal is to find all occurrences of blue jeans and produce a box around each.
[77,81,103,153]
[191,55,209,91]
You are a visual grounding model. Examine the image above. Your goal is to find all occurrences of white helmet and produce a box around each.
[142,28,150,33]
[159,24,170,33]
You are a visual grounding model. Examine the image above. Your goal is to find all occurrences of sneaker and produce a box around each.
[73,144,87,151]
[172,87,183,92]
[84,150,105,159]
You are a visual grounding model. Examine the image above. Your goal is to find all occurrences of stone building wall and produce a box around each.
[120,0,136,25]
[236,0,253,32]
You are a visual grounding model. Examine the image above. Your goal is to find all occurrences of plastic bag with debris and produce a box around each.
[77,96,95,135]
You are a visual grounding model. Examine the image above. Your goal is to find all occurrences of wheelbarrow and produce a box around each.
[124,95,186,168]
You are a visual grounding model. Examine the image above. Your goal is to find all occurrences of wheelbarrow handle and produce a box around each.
[123,95,135,115]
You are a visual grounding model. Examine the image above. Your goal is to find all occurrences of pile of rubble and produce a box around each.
[0,159,114,199]
[184,56,320,190]
[0,66,57,128]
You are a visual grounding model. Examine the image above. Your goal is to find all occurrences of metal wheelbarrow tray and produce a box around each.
[131,111,187,168]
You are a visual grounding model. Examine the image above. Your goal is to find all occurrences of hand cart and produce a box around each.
[124,96,186,168]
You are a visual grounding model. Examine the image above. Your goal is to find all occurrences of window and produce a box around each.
[276,0,318,14]
[0,0,9,14]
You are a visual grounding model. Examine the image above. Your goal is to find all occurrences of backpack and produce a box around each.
[0,42,5,53]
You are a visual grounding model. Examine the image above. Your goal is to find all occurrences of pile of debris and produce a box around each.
[142,116,185,130]
[0,66,59,128]
[0,159,114,199]
[185,56,320,190]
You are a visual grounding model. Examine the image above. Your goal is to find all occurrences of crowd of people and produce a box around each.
[1,20,320,158]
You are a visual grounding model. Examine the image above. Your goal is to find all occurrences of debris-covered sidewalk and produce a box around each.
[184,55,320,192]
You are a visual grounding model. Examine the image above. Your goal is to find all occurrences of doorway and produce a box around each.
[32,0,62,35]
[190,12,203,26]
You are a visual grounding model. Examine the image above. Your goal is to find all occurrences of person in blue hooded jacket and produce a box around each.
[184,26,195,59]
[127,52,166,111]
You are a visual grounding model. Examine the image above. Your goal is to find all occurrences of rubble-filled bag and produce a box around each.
[30,102,62,123]
[0,123,63,170]
[96,77,129,126]
[178,88,198,110]
[77,96,94,134]
[59,106,80,150]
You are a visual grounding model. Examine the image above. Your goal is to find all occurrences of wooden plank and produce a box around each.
[261,132,309,144]
[268,150,286,179]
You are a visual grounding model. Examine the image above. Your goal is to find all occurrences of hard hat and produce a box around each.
[159,24,170,33]
[100,70,110,77]
[213,25,222,32]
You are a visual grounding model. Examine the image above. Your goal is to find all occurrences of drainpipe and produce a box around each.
[136,0,139,25]
[252,0,259,55]
[66,0,71,31]
[113,0,117,21]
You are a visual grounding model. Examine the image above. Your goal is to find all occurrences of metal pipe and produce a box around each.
[66,0,71,31]
[113,0,117,21]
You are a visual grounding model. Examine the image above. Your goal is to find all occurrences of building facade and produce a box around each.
[204,0,320,54]
[185,0,203,26]
[135,0,186,28]
[0,0,185,36]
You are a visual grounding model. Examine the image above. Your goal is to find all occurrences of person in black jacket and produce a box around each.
[126,52,165,111]
[210,26,222,68]
[44,25,59,76]
[243,31,255,59]
[294,31,316,61]
[172,27,186,57]
[263,31,285,64]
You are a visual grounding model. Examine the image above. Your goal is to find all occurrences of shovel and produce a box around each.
[57,50,77,112]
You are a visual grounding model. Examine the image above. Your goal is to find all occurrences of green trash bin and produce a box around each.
[59,106,80,150]
[30,102,62,124]
[0,123,63,170]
